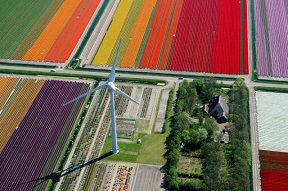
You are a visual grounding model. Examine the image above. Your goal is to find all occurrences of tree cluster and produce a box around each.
[164,78,251,191]
[228,79,251,190]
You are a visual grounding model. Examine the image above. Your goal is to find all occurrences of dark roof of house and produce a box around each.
[204,95,229,122]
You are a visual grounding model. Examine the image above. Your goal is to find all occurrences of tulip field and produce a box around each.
[254,0,288,78]
[0,77,89,190]
[260,150,288,191]
[256,91,288,191]
[1,0,248,74]
[91,0,248,75]
[0,0,101,62]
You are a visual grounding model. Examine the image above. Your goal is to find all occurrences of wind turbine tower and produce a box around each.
[64,39,139,154]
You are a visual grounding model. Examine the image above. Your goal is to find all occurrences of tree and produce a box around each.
[202,142,230,191]
[165,166,179,190]
[174,112,190,132]
[203,118,218,138]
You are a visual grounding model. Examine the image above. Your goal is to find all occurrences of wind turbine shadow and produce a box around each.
[18,151,113,187]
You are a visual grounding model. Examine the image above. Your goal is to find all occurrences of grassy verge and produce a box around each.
[101,130,169,165]
[0,62,57,68]
[136,132,168,165]
[254,86,288,93]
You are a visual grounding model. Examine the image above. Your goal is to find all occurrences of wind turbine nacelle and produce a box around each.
[107,81,116,91]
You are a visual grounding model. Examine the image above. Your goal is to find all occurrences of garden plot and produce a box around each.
[138,87,153,118]
[256,91,288,152]
[100,162,137,191]
[178,154,202,176]
[118,84,142,119]
[116,119,137,142]
[131,164,165,191]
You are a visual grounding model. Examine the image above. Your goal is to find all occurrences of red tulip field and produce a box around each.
[260,150,288,191]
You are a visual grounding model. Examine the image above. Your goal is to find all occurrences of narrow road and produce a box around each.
[248,86,261,191]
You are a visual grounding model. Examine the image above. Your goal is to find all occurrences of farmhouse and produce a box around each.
[203,95,229,123]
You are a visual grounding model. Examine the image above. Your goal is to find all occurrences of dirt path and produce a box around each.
[249,86,262,191]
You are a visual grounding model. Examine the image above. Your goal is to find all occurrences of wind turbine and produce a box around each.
[64,39,139,154]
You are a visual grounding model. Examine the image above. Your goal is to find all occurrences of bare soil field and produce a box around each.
[131,164,165,191]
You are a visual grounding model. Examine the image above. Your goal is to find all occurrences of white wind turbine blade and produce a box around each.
[108,39,122,82]
[110,91,118,154]
[114,87,139,105]
[64,84,106,106]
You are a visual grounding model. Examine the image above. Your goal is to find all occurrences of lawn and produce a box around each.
[101,130,168,165]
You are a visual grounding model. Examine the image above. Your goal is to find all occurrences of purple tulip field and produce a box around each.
[0,79,89,190]
[254,0,288,78]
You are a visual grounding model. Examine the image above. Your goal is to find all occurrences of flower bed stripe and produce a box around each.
[0,77,18,109]
[255,0,288,77]
[0,0,53,58]
[92,0,133,66]
[0,80,88,190]
[158,0,183,70]
[22,0,82,61]
[168,0,247,74]
[139,0,174,69]
[260,150,288,191]
[106,0,144,69]
[120,0,157,68]
[0,79,44,152]
[44,0,101,62]
[11,0,65,59]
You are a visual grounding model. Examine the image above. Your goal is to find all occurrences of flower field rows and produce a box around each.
[0,78,44,152]
[120,0,157,68]
[2,0,248,74]
[254,0,288,78]
[260,150,288,191]
[0,77,89,190]
[256,91,288,190]
[168,0,248,74]
[92,0,134,66]
[0,0,101,62]
[139,0,175,70]
[90,0,248,74]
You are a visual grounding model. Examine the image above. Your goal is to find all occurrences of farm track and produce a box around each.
[81,0,116,65]
[58,88,110,190]
[0,77,18,109]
